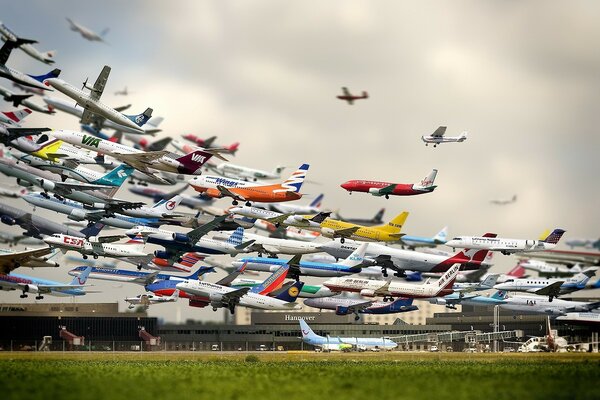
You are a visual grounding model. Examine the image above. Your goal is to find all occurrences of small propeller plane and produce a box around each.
[422,126,467,147]
[337,87,368,105]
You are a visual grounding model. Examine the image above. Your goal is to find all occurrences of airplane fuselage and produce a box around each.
[0,65,51,90]
[340,180,433,196]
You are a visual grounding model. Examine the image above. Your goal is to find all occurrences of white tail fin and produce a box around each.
[338,243,369,267]
[433,226,448,243]
[413,169,438,190]
[432,264,460,294]
[152,195,183,215]
[126,233,146,253]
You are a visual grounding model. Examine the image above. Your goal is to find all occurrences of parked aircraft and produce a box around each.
[516,317,571,352]
[422,126,467,147]
[189,163,309,205]
[46,66,152,133]
[490,195,517,205]
[400,226,448,249]
[0,86,53,114]
[445,229,566,255]
[126,289,179,309]
[336,87,368,105]
[66,18,109,42]
[340,170,438,198]
[0,22,56,64]
[206,162,285,182]
[334,208,385,227]
[304,297,418,320]
[300,319,396,352]
[0,247,58,273]
[0,266,92,299]
[44,232,148,261]
[0,37,60,90]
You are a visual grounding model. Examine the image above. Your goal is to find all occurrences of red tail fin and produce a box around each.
[507,263,526,278]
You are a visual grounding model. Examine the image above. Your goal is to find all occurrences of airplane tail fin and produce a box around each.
[227,142,240,155]
[433,226,448,243]
[126,233,146,253]
[480,274,499,288]
[490,290,508,301]
[125,108,153,127]
[186,265,215,280]
[147,137,172,151]
[175,150,213,172]
[299,319,318,339]
[28,68,61,84]
[2,108,32,124]
[542,229,566,245]
[79,222,105,238]
[338,243,369,267]
[94,164,134,186]
[434,264,460,293]
[170,289,180,300]
[69,266,91,285]
[152,195,183,215]
[226,227,244,247]
[276,164,309,193]
[100,28,110,38]
[362,91,369,98]
[372,208,385,223]
[572,268,598,286]
[273,281,304,302]
[413,169,438,191]
[372,211,408,234]
[309,193,324,209]
[507,263,526,278]
[251,264,289,295]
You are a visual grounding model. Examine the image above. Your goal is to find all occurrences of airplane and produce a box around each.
[340,169,438,198]
[68,265,214,285]
[490,195,517,205]
[231,243,370,279]
[0,231,43,247]
[258,193,325,215]
[514,317,573,352]
[230,278,337,299]
[211,228,322,257]
[45,66,153,133]
[565,237,600,250]
[43,96,164,136]
[126,289,180,310]
[305,211,409,243]
[0,202,104,239]
[0,108,33,132]
[66,18,109,42]
[176,264,305,313]
[0,37,60,91]
[251,219,321,242]
[205,162,285,182]
[334,208,385,227]
[43,232,148,261]
[189,163,309,205]
[400,226,448,249]
[493,268,597,301]
[497,292,600,316]
[0,22,56,64]
[0,86,53,114]
[300,319,397,352]
[322,263,461,301]
[49,130,217,179]
[445,229,566,255]
[114,87,129,96]
[336,87,369,105]
[0,266,92,299]
[517,259,580,277]
[0,247,58,274]
[128,184,214,210]
[171,139,240,157]
[181,134,240,154]
[228,205,330,230]
[515,249,600,268]
[421,126,467,147]
[318,236,493,277]
[452,274,500,294]
[427,289,509,310]
[304,297,418,320]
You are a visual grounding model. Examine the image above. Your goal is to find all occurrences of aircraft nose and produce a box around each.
[340,182,351,190]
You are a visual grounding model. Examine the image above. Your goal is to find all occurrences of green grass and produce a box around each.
[0,353,598,400]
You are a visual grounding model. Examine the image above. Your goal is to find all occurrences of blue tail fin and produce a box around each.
[79,222,104,238]
[94,164,134,186]
[490,290,508,301]
[277,163,309,193]
[126,108,153,127]
[542,229,566,244]
[299,319,319,339]
[69,266,91,285]
[274,281,304,302]
[226,227,244,246]
[186,266,216,280]
[28,68,60,83]
[309,193,324,208]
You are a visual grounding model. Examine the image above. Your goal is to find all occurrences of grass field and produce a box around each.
[1,352,598,400]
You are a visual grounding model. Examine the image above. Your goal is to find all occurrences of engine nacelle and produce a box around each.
[429,298,447,305]
[22,284,40,294]
[172,233,190,243]
[38,179,55,191]
[292,215,305,222]
[16,178,33,187]
[368,188,381,195]
[321,227,336,237]
[92,203,108,210]
[335,306,350,316]
[359,289,376,297]
[209,293,223,303]
[154,250,171,259]
[1,215,16,225]
[67,209,87,221]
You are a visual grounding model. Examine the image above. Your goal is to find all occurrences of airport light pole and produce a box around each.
[493,305,499,352]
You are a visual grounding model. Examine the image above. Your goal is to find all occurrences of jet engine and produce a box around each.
[1,215,16,225]
[359,289,376,297]
[171,233,190,243]
[67,209,86,221]
[21,284,40,294]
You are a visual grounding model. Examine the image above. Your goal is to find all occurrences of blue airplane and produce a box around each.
[428,290,508,309]
[400,226,448,249]
[68,265,215,286]
[304,297,418,320]
[0,266,92,299]
[299,319,397,351]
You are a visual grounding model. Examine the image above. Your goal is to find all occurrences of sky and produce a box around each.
[0,1,598,323]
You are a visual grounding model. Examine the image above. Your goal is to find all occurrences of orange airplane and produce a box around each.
[188,164,309,206]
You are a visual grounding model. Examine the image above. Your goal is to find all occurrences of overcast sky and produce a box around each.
[0,1,598,323]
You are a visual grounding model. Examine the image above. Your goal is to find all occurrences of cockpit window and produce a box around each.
[36,134,49,144]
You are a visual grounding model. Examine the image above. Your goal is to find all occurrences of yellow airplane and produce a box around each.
[305,211,409,243]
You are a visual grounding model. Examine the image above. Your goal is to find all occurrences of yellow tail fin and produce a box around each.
[538,229,550,241]
[373,211,409,233]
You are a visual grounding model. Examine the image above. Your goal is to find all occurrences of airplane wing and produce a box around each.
[345,300,374,313]
[342,87,351,96]
[221,287,251,305]
[216,185,245,201]
[136,271,160,286]
[431,126,447,138]
[89,65,110,101]
[216,269,246,286]
[374,280,392,296]
[186,215,229,244]
[372,184,396,196]
[203,136,217,148]
[35,283,90,292]
[80,108,102,126]
[4,128,51,144]
[96,235,125,243]
[267,213,294,225]
[113,104,131,113]
[0,247,54,274]
[14,213,42,238]
[45,180,112,195]
[111,151,169,173]
[333,226,360,238]
[534,281,564,298]
[234,239,255,251]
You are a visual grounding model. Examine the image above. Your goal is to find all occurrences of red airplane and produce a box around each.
[182,134,240,155]
[340,169,438,199]
[337,87,368,105]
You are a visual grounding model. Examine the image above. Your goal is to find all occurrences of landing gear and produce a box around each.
[229,305,236,315]
[41,192,50,199]
[20,293,27,298]
[232,200,238,206]
[433,144,437,148]
[35,295,44,300]
[382,268,388,278]
[82,255,88,260]
[53,193,64,201]
[212,307,218,312]
[354,314,360,321]
[93,255,98,259]
[383,296,394,302]
[385,195,389,199]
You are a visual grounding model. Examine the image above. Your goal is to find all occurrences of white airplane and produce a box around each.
[498,292,600,316]
[43,233,148,260]
[175,264,304,314]
[126,289,179,310]
[43,96,163,135]
[0,247,58,274]
[228,205,330,229]
[445,229,566,255]
[421,126,467,147]
[565,237,600,250]
[518,259,580,276]
[0,108,32,131]
[45,66,152,133]
[493,268,597,300]
[49,130,218,179]
[114,86,129,96]
[211,229,321,257]
[322,263,461,300]
[452,274,500,294]
[0,22,56,64]
[0,86,53,114]
[490,195,517,205]
[300,319,396,352]
[66,18,109,42]
[252,219,321,242]
[115,195,185,219]
[205,161,286,181]
[516,317,570,353]
[0,37,60,91]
